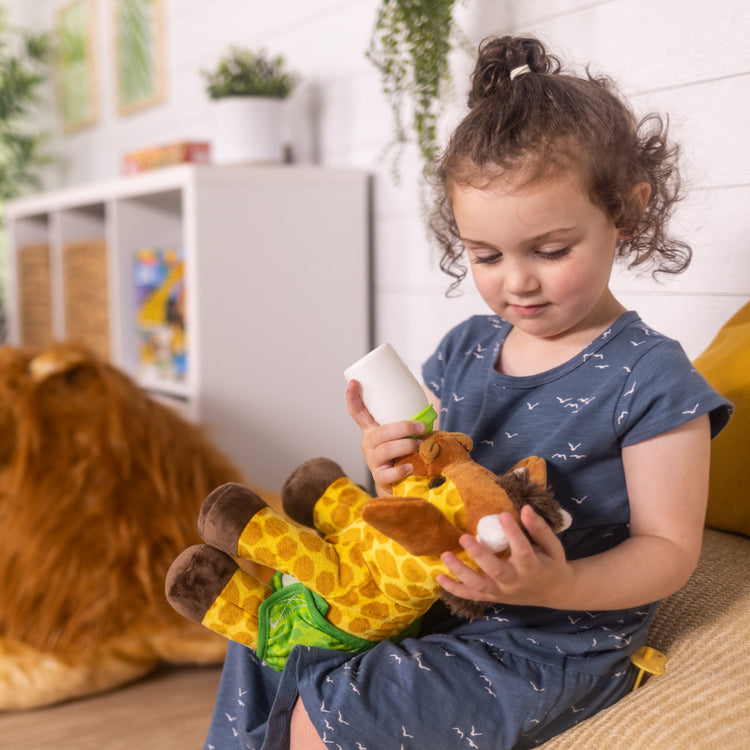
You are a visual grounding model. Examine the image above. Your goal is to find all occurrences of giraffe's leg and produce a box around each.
[198,482,269,553]
[283,459,374,537]
[198,482,344,590]
[165,544,269,650]
[282,458,347,527]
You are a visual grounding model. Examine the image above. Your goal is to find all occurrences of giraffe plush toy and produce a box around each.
[166,431,571,670]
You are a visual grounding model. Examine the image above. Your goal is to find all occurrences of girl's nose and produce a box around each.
[504,259,539,296]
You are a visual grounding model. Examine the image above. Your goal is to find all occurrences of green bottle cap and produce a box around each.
[411,403,437,434]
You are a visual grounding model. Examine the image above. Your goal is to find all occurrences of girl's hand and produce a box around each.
[437,505,576,609]
[346,379,426,490]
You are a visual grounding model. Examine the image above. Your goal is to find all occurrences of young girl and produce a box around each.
[204,36,731,750]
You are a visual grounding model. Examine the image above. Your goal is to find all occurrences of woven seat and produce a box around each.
[540,528,750,749]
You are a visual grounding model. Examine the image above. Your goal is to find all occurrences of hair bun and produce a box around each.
[468,36,561,107]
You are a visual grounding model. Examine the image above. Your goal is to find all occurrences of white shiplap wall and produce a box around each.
[6,0,749,376]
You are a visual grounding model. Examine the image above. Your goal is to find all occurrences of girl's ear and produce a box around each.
[632,181,652,214]
[618,182,652,238]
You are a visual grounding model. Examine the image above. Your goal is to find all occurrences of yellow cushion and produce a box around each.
[693,303,750,536]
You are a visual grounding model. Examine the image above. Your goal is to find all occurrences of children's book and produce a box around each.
[133,247,187,383]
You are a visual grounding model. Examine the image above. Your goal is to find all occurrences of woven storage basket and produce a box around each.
[62,239,110,360]
[17,244,53,347]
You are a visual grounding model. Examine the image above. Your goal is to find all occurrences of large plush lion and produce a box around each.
[0,343,257,710]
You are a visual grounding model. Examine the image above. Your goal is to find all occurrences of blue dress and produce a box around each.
[204,312,731,750]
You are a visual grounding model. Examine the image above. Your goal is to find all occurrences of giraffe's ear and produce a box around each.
[362,498,462,556]
[506,456,547,485]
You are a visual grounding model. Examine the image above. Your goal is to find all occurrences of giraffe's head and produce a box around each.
[363,430,571,619]
[364,431,571,566]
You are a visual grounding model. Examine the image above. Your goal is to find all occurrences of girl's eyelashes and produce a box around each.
[472,252,502,264]
[468,246,571,264]
[537,246,571,260]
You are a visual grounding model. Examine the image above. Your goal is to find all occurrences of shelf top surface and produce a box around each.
[4,164,370,218]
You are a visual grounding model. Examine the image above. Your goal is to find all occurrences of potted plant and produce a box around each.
[203,47,299,164]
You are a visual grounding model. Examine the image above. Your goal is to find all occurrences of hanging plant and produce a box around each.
[367,0,461,179]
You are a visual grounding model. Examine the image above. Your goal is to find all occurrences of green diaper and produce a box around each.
[256,572,421,671]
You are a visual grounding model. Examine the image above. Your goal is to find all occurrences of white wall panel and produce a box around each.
[5,0,749,383]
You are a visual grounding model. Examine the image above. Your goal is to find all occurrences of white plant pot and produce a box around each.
[211,96,285,164]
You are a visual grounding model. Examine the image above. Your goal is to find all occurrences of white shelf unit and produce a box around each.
[4,164,372,489]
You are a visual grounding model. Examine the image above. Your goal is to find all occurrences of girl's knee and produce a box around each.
[289,698,326,750]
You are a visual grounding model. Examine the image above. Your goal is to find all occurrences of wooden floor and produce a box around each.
[0,664,222,749]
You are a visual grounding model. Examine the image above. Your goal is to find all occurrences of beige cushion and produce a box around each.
[539,529,750,749]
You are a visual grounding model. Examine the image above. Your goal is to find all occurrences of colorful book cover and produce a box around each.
[122,142,211,175]
[133,247,187,383]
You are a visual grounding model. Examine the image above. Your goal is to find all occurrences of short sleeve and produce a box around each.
[614,339,732,446]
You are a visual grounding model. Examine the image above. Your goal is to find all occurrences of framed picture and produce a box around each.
[56,0,99,132]
[113,0,166,116]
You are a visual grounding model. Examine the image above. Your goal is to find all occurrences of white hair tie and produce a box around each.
[510,64,531,81]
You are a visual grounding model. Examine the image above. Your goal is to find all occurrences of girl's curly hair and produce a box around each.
[430,36,691,293]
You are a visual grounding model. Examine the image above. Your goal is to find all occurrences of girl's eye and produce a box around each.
[472,252,502,264]
[537,247,570,260]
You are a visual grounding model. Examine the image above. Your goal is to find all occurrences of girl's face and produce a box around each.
[451,171,622,342]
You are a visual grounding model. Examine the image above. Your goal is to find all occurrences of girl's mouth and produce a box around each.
[509,303,549,317]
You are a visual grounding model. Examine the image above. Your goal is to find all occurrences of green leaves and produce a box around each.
[0,10,52,201]
[368,0,459,178]
[203,47,298,100]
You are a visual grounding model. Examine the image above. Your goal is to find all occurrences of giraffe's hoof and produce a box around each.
[282,458,346,527]
[198,482,268,553]
[165,545,237,623]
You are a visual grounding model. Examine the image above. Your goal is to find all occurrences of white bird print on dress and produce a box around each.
[413,653,431,670]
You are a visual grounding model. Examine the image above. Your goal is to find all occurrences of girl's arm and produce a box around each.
[438,414,711,611]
